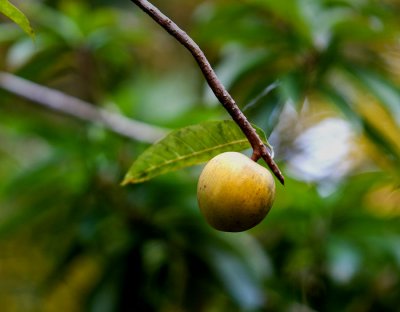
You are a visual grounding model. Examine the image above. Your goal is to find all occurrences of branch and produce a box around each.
[130,0,284,184]
[0,71,167,143]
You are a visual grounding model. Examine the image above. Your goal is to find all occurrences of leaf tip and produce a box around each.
[121,176,132,186]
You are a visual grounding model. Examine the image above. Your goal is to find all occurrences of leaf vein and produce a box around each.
[131,138,249,180]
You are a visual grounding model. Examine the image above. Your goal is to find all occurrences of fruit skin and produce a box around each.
[197,152,275,232]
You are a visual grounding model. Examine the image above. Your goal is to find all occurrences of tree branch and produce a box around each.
[0,71,167,143]
[130,0,284,184]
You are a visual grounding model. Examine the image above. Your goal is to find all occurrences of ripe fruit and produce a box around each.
[197,152,275,232]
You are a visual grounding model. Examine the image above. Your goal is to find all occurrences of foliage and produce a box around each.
[0,0,34,38]
[0,0,400,311]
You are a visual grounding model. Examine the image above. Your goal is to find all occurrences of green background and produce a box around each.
[1,0,400,311]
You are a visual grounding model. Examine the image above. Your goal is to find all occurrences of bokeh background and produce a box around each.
[1,0,400,311]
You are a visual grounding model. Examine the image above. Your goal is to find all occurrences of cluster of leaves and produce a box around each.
[0,0,400,311]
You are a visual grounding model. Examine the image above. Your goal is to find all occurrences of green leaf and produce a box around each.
[122,120,271,185]
[319,84,361,129]
[0,0,34,38]
[347,66,400,126]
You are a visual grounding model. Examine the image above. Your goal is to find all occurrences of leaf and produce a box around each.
[319,84,361,129]
[0,0,34,38]
[122,120,271,185]
[347,66,400,126]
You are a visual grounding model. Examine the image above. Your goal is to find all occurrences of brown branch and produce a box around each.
[0,71,167,143]
[131,0,285,184]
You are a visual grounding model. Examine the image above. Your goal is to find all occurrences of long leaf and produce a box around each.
[347,66,400,126]
[319,84,361,129]
[0,0,34,38]
[122,120,271,185]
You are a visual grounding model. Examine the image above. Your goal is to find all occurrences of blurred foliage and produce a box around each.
[0,0,400,311]
[0,0,34,38]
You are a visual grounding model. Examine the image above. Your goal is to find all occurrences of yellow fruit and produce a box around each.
[197,152,275,232]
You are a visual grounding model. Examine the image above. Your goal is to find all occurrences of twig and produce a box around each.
[130,0,284,184]
[0,71,167,143]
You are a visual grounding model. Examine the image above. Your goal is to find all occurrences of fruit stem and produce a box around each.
[130,0,285,185]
